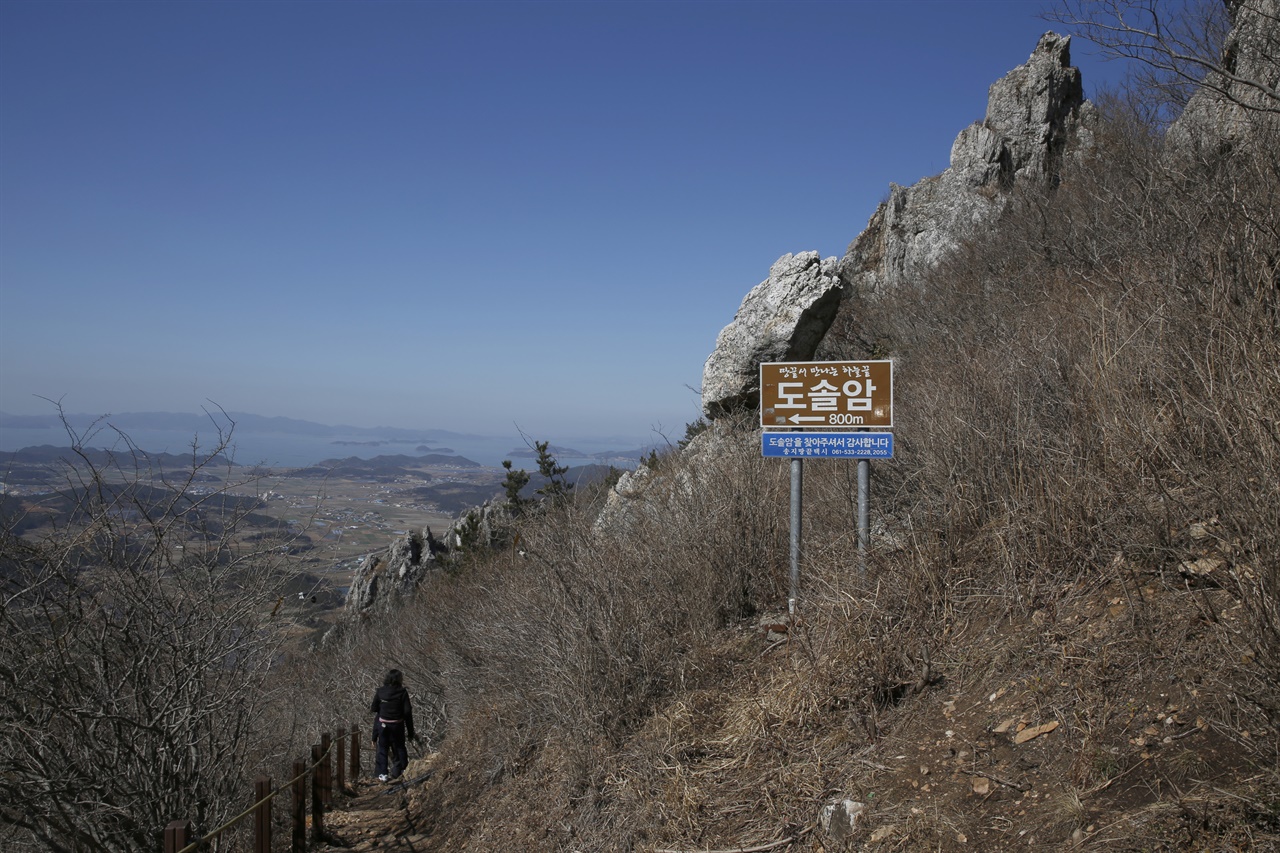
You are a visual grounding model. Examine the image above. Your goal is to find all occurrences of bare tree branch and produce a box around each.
[1049,0,1280,120]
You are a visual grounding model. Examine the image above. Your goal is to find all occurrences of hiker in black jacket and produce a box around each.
[370,668,416,781]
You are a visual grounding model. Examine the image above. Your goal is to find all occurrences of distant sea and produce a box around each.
[0,426,635,470]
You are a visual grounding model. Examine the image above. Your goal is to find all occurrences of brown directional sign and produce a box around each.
[760,360,893,428]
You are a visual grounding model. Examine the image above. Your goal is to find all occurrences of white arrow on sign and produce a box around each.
[788,414,827,424]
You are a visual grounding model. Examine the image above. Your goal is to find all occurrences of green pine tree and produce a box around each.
[534,441,573,504]
[502,459,531,516]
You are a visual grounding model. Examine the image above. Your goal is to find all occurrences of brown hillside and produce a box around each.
[297,6,1280,851]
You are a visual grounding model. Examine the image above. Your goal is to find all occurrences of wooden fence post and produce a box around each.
[291,758,306,853]
[320,732,332,807]
[310,744,325,841]
[351,725,360,782]
[161,723,351,853]
[164,819,192,853]
[253,775,272,853]
[335,727,346,792]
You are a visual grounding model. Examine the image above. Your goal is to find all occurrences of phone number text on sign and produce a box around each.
[760,360,893,428]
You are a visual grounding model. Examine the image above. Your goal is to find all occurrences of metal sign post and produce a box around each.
[858,458,870,580]
[789,458,802,616]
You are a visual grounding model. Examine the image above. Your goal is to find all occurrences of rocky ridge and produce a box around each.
[840,32,1092,295]
[344,528,447,614]
[699,33,1095,423]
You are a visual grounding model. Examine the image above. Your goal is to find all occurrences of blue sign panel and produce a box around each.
[761,431,894,459]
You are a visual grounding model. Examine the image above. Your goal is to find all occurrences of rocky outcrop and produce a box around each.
[592,461,658,535]
[345,527,446,613]
[980,32,1089,182]
[442,498,515,553]
[701,251,842,419]
[1168,0,1279,151]
[698,34,1093,425]
[840,32,1093,297]
[594,419,752,537]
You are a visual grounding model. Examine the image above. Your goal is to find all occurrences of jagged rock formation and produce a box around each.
[839,32,1093,298]
[341,503,519,617]
[601,34,1096,536]
[698,34,1094,425]
[442,498,515,552]
[345,528,446,613]
[700,251,843,419]
[592,460,658,534]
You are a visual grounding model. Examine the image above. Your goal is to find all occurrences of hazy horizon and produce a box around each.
[0,406,661,469]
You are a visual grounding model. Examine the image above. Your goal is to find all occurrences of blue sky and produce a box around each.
[0,0,1126,446]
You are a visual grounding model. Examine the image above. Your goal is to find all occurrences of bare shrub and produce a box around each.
[1049,0,1234,119]
[432,418,785,737]
[0,413,301,851]
[822,87,1280,730]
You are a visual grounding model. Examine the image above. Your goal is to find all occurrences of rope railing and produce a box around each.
[164,724,362,853]
[171,743,330,853]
